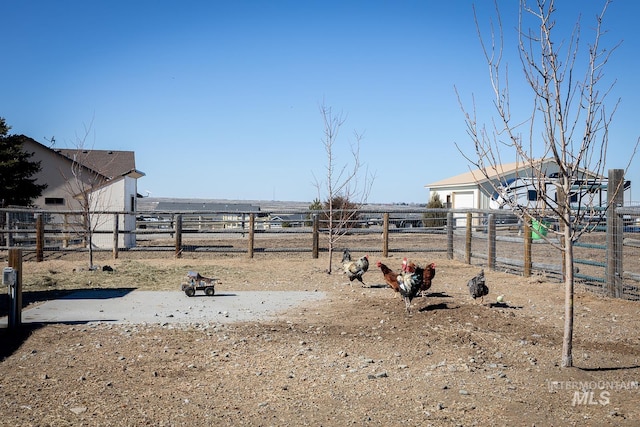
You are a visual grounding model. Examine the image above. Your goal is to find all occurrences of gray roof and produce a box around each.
[154,201,261,212]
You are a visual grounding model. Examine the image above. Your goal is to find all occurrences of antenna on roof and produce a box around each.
[45,136,55,147]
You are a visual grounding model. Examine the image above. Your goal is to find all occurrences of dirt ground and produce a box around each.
[1,244,639,426]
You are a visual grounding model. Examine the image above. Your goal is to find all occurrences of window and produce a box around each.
[570,192,578,203]
[44,198,65,205]
[527,190,538,201]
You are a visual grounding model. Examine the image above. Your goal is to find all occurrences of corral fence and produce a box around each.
[1,206,639,300]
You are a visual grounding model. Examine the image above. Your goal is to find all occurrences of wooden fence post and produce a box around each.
[465,212,472,264]
[248,213,255,258]
[447,211,454,260]
[524,219,532,277]
[312,214,319,259]
[8,248,23,329]
[606,169,624,298]
[63,213,69,248]
[382,213,389,258]
[6,211,13,247]
[487,213,496,270]
[113,213,119,259]
[175,214,182,258]
[35,213,44,262]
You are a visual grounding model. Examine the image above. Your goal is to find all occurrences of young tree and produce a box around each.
[457,0,638,367]
[60,123,115,269]
[0,118,47,207]
[313,104,374,273]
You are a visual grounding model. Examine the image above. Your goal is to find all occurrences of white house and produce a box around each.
[426,159,631,224]
[20,137,144,249]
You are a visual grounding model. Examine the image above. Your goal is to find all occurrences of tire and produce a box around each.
[205,287,215,296]
[185,287,196,297]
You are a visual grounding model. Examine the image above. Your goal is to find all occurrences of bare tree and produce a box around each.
[313,103,374,273]
[61,122,115,269]
[457,0,638,367]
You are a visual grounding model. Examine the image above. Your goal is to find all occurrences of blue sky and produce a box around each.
[2,1,639,204]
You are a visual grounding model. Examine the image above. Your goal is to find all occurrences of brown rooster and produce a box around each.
[420,262,436,296]
[375,261,400,296]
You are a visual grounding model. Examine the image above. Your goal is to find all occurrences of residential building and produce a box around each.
[19,136,144,248]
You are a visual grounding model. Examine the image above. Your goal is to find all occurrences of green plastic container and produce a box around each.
[531,219,549,240]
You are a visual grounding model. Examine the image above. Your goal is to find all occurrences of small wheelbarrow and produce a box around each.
[181,271,221,297]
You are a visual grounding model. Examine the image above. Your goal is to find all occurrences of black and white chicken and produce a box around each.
[341,249,369,287]
[467,269,489,303]
[398,265,425,313]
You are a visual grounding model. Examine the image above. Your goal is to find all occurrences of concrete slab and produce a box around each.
[0,289,325,327]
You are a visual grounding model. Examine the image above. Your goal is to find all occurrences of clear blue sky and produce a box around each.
[2,0,639,204]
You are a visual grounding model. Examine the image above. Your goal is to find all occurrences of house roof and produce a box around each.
[426,159,602,189]
[55,149,143,180]
[427,161,527,188]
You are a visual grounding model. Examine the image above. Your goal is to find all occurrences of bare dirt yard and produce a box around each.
[1,242,639,426]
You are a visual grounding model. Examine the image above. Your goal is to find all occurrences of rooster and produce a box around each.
[341,249,369,287]
[376,261,401,296]
[398,265,425,313]
[401,259,436,297]
[467,269,488,303]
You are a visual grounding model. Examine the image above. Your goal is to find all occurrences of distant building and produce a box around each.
[152,201,262,229]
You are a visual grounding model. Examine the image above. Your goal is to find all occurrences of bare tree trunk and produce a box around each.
[89,232,94,270]
[562,223,574,368]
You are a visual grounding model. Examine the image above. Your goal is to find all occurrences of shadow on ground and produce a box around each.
[0,288,137,360]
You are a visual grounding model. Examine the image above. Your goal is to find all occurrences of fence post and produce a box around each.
[606,169,624,298]
[8,248,23,329]
[248,213,255,258]
[113,213,119,259]
[523,219,532,277]
[63,213,69,248]
[382,213,389,258]
[6,211,13,248]
[175,214,182,258]
[312,214,319,259]
[447,211,454,260]
[465,212,472,264]
[487,213,496,270]
[36,213,44,262]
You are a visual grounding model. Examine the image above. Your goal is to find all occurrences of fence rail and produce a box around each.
[1,207,639,300]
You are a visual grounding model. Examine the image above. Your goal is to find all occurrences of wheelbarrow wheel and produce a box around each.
[185,287,196,297]
[205,287,215,296]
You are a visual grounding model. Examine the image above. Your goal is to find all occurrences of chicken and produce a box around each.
[375,261,400,295]
[398,265,425,313]
[187,271,217,285]
[467,269,489,303]
[402,259,436,297]
[420,262,436,296]
[341,249,369,287]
